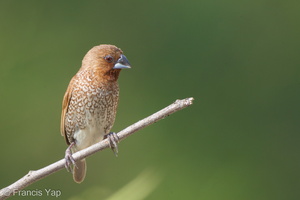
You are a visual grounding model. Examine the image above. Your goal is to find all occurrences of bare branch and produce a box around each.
[0,97,194,199]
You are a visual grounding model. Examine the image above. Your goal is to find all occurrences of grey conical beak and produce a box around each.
[113,54,131,69]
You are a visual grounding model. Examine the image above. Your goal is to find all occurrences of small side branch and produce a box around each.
[0,97,194,199]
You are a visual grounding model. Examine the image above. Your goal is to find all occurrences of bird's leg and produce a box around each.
[105,132,119,157]
[64,142,77,172]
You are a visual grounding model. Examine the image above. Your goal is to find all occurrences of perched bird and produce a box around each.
[60,44,131,183]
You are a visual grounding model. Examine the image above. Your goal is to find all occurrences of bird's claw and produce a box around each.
[106,132,119,157]
[64,142,77,172]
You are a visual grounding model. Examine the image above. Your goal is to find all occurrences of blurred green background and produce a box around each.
[0,0,299,199]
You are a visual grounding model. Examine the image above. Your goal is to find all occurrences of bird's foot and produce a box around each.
[106,132,119,157]
[65,142,77,172]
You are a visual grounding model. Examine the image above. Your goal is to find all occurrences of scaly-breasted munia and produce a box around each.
[60,44,131,183]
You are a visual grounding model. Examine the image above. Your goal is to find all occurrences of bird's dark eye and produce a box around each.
[104,55,114,63]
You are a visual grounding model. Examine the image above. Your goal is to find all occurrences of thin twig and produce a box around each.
[0,97,194,199]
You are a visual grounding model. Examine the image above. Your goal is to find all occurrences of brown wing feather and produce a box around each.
[60,80,74,144]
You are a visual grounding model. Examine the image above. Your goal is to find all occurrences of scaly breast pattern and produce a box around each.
[64,70,119,150]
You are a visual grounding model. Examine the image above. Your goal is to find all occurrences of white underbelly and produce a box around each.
[73,112,107,151]
[73,126,105,151]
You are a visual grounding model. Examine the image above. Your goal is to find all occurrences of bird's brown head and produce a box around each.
[81,44,131,81]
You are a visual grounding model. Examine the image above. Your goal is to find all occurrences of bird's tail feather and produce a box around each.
[73,159,86,183]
